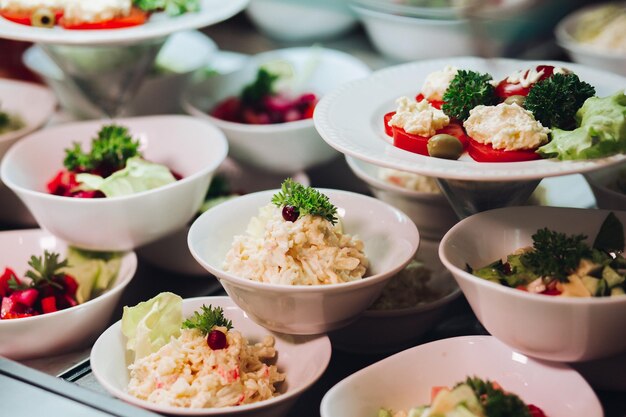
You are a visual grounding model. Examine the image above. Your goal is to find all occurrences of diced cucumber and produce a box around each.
[602,266,625,288]
[611,287,625,296]
[581,275,600,296]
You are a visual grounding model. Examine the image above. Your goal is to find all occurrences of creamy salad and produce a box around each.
[378,168,441,194]
[223,179,368,286]
[122,293,285,408]
[574,4,626,53]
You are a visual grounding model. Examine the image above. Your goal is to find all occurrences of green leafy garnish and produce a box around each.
[462,377,531,417]
[442,70,496,121]
[0,111,8,128]
[525,73,595,130]
[182,304,233,335]
[241,68,280,107]
[272,178,338,225]
[64,124,141,174]
[521,228,592,282]
[593,212,624,254]
[11,251,68,291]
[133,0,200,15]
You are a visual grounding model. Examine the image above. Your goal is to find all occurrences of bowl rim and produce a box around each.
[91,295,333,416]
[188,188,420,293]
[350,3,467,23]
[439,206,626,305]
[555,1,626,60]
[345,155,446,201]
[0,115,229,203]
[0,228,137,325]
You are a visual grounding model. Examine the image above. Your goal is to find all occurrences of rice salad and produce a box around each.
[121,293,285,409]
[223,180,368,286]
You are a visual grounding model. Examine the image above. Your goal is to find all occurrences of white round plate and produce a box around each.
[0,0,249,45]
[314,57,626,181]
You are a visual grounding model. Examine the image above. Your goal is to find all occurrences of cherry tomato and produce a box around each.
[0,9,63,25]
[528,404,548,417]
[466,138,541,163]
[60,8,147,30]
[416,93,443,109]
[495,65,558,99]
[393,123,468,157]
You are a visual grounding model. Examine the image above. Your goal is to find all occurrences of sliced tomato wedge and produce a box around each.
[416,93,443,109]
[467,138,541,163]
[383,111,395,137]
[60,8,147,30]
[495,65,557,99]
[0,9,63,26]
[393,123,468,157]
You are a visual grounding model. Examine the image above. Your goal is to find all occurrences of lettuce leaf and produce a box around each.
[121,292,183,362]
[62,247,122,304]
[76,157,176,198]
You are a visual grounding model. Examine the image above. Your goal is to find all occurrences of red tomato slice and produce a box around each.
[467,138,541,163]
[528,404,548,417]
[416,93,443,109]
[393,123,468,157]
[0,9,63,25]
[495,65,557,99]
[383,111,394,137]
[60,8,147,30]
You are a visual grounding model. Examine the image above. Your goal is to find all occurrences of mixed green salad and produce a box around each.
[470,213,625,298]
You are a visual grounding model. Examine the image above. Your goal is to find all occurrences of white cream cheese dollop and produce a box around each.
[463,103,550,151]
[420,65,458,101]
[505,66,569,88]
[0,0,66,11]
[63,0,131,24]
[388,96,450,137]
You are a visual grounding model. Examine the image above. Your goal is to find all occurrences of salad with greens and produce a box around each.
[470,213,625,298]
[47,124,179,199]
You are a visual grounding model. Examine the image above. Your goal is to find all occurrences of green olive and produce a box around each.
[427,134,464,160]
[504,95,526,107]
[31,8,56,28]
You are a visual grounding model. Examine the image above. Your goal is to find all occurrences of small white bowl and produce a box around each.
[440,206,626,362]
[91,296,331,417]
[321,335,603,417]
[1,115,228,251]
[0,229,137,360]
[245,0,357,42]
[188,189,420,334]
[182,47,371,173]
[329,239,461,354]
[137,159,310,276]
[22,31,217,118]
[584,162,626,210]
[346,156,458,240]
[555,2,626,76]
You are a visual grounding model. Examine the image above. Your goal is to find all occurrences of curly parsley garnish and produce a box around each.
[442,70,497,121]
[525,73,595,130]
[521,228,592,282]
[9,251,68,291]
[182,304,233,335]
[461,377,531,417]
[241,68,280,108]
[63,124,141,174]
[133,0,200,16]
[272,178,338,225]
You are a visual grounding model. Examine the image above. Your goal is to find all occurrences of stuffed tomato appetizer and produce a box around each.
[384,64,626,162]
[47,124,180,199]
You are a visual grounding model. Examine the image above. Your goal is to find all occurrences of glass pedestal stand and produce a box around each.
[40,37,166,118]
[437,178,541,219]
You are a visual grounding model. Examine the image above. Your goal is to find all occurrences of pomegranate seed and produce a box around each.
[207,329,227,350]
[282,205,299,222]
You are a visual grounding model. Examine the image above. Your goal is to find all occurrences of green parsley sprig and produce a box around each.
[525,73,595,130]
[272,178,338,225]
[63,124,141,174]
[461,377,531,417]
[133,0,200,16]
[521,228,592,282]
[9,251,68,291]
[442,70,497,121]
[241,68,280,107]
[182,305,233,335]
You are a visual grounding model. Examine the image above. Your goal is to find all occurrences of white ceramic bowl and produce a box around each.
[91,296,331,417]
[137,159,310,276]
[22,31,217,119]
[329,239,461,353]
[188,189,420,334]
[245,0,357,42]
[440,206,626,362]
[555,2,626,76]
[584,162,626,211]
[321,335,603,417]
[182,47,371,173]
[1,115,228,251]
[346,156,458,240]
[0,229,137,360]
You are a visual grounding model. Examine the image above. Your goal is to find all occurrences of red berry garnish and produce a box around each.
[282,205,299,222]
[207,329,227,350]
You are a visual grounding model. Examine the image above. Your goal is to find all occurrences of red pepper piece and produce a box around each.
[41,296,57,314]
[10,288,39,307]
[0,268,19,297]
